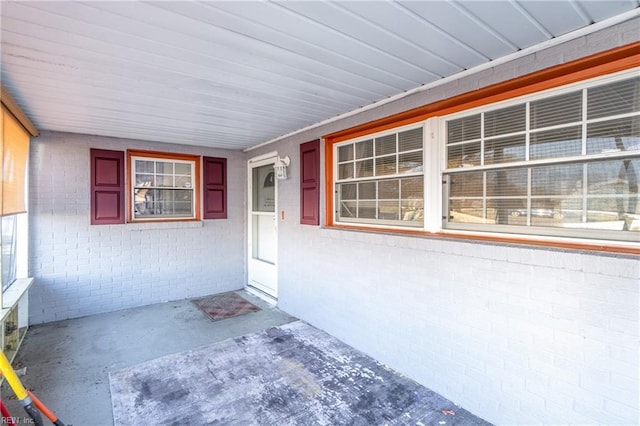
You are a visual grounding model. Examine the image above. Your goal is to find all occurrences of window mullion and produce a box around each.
[582,88,588,156]
[480,112,485,166]
[525,102,530,162]
[527,168,532,227]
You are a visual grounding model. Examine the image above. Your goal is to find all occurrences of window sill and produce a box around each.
[2,277,34,313]
[325,224,640,257]
[127,221,203,231]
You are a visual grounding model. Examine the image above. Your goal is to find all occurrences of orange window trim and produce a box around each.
[126,149,201,222]
[323,42,640,255]
[329,224,640,257]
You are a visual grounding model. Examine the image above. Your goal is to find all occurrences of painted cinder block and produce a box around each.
[29,131,245,324]
[270,19,640,426]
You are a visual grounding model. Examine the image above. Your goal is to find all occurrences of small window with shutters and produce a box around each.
[92,150,226,224]
[127,150,200,222]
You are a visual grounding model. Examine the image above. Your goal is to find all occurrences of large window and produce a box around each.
[335,126,424,227]
[329,70,639,245]
[128,151,200,221]
[443,73,639,241]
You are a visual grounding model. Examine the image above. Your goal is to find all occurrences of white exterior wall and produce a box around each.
[25,16,639,425]
[278,229,638,424]
[29,132,245,324]
[257,18,640,425]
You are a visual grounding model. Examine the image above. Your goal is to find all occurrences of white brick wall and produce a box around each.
[26,16,640,425]
[276,229,639,425]
[29,132,245,323]
[258,18,640,425]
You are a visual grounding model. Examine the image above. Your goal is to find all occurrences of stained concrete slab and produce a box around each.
[3,290,490,425]
[110,321,491,426]
[2,290,295,425]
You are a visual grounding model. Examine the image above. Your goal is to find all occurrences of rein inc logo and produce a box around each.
[1,417,35,424]
[1,416,72,425]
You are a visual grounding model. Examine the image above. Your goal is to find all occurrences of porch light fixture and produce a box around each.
[273,155,290,180]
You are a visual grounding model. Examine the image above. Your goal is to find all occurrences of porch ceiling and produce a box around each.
[1,1,639,150]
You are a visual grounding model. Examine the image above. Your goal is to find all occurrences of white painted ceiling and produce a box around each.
[1,1,639,150]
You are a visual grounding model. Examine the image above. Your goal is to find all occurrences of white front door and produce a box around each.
[248,156,278,298]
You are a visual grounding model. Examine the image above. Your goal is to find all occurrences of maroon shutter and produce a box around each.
[300,139,320,225]
[203,156,227,219]
[90,149,125,225]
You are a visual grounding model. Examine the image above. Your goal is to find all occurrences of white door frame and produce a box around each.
[247,152,278,299]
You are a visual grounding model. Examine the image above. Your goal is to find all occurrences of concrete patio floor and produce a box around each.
[2,290,489,425]
[2,290,295,425]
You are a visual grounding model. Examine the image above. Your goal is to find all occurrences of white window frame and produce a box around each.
[440,68,640,243]
[333,123,429,229]
[129,153,199,222]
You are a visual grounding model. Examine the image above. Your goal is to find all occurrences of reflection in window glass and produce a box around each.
[338,144,354,162]
[532,164,583,196]
[445,73,639,240]
[485,104,526,137]
[530,126,582,160]
[375,134,396,156]
[341,183,357,200]
[448,199,485,224]
[486,169,527,197]
[450,172,483,198]
[485,135,525,164]
[587,76,640,120]
[379,180,399,199]
[447,115,481,144]
[530,91,582,129]
[133,157,196,219]
[339,163,353,180]
[448,142,481,168]
[399,128,424,151]
[1,215,18,291]
[587,116,640,154]
[355,140,373,159]
[355,159,374,178]
[488,198,528,225]
[336,177,424,226]
[252,164,275,213]
[375,156,396,176]
[399,151,423,174]
[336,126,424,227]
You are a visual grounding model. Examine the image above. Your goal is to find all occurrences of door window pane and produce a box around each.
[252,164,275,213]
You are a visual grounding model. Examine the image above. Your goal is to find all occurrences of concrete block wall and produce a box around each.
[278,229,639,424]
[25,15,639,425]
[250,17,640,425]
[29,131,246,323]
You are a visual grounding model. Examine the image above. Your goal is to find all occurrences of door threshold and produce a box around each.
[246,286,277,306]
